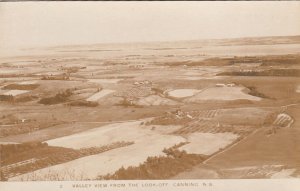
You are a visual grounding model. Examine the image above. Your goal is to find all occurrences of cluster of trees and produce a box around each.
[246,86,270,99]
[68,100,99,107]
[260,55,300,66]
[39,89,73,105]
[218,69,300,77]
[41,74,69,80]
[99,147,205,180]
[163,57,235,67]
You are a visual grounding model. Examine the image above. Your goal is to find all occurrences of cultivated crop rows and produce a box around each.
[173,119,217,134]
[273,113,293,127]
[115,86,153,99]
[173,119,254,136]
[189,109,220,119]
[1,141,134,179]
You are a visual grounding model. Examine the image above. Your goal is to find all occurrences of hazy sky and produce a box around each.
[1,1,300,50]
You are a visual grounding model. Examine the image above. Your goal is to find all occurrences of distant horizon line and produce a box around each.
[18,34,300,50]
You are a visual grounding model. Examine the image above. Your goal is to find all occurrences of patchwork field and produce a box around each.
[10,121,185,180]
[1,36,300,181]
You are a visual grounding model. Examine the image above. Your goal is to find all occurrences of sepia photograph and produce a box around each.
[0,1,300,190]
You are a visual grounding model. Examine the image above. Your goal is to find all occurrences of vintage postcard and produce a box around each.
[0,1,300,191]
